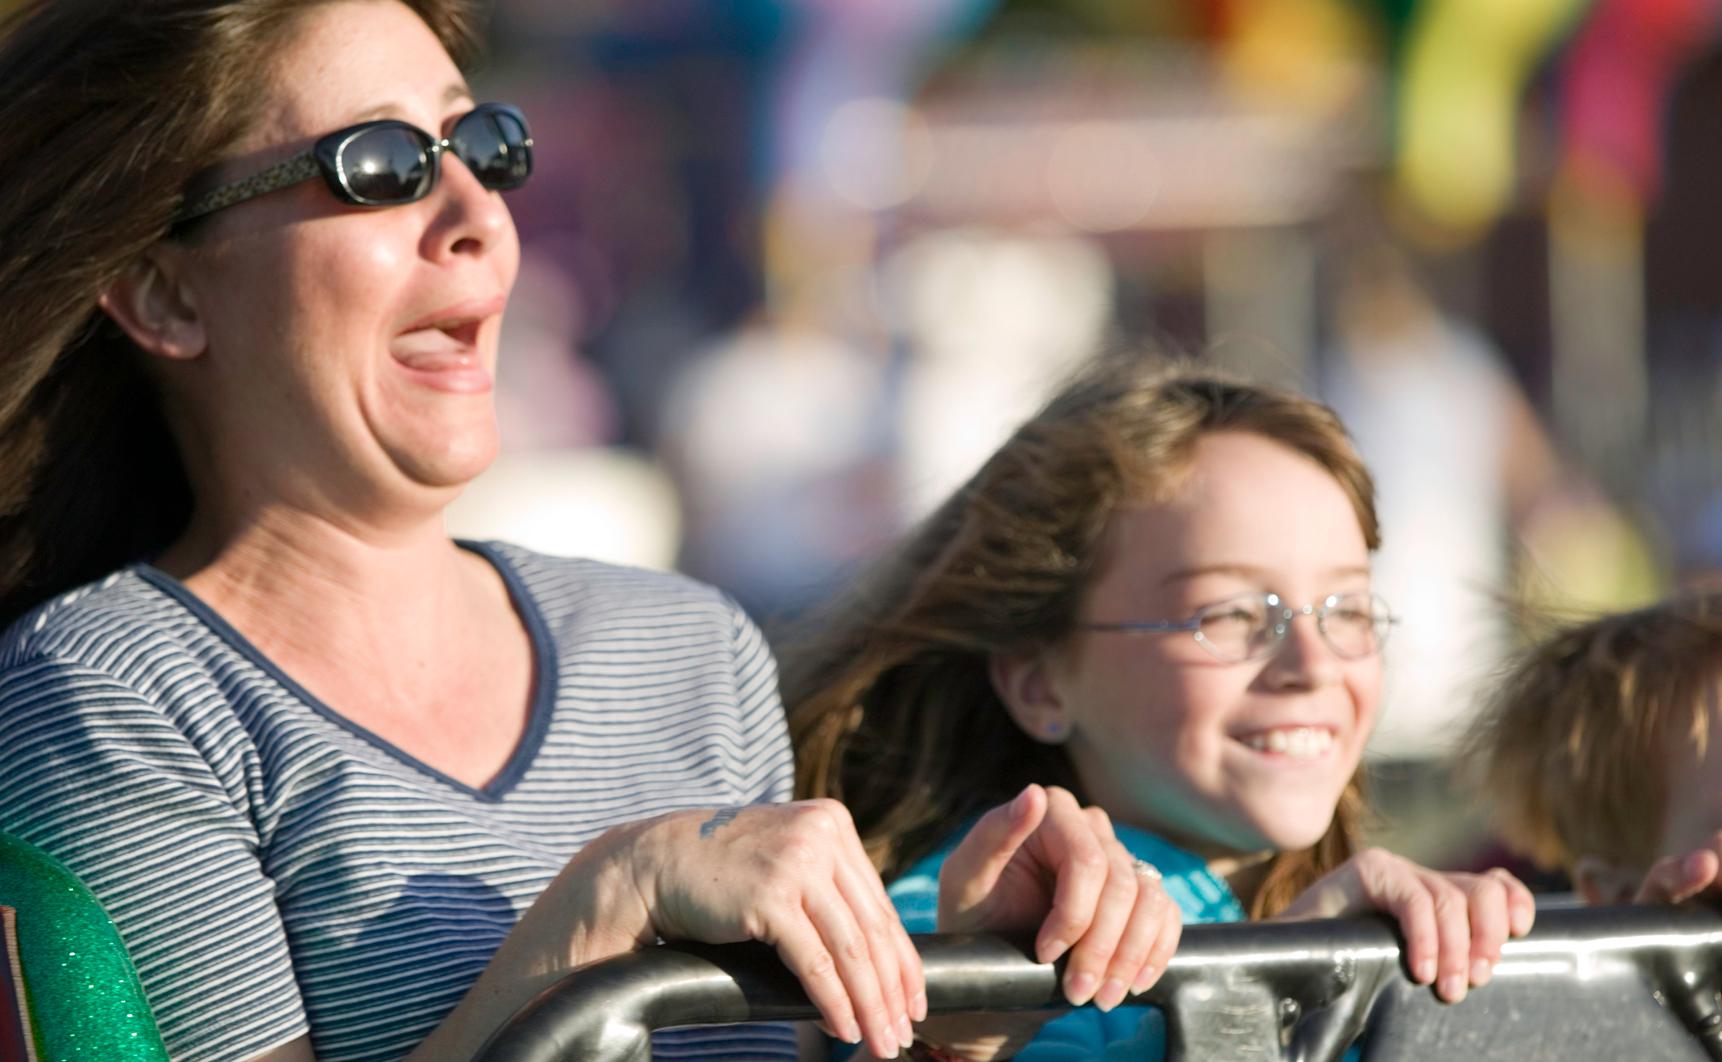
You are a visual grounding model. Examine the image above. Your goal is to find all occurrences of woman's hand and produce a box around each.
[1635,830,1722,904]
[512,800,923,1060]
[896,785,1180,1061]
[1271,848,1535,1004]
[630,800,927,1059]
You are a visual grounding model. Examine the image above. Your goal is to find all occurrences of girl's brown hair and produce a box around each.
[1460,589,1722,873]
[0,0,482,625]
[784,355,1381,918]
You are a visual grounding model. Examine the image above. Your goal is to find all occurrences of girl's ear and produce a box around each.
[97,247,207,362]
[989,650,1072,745]
[1572,855,1638,906]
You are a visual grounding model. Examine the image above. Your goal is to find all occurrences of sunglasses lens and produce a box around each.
[452,107,532,191]
[339,126,435,204]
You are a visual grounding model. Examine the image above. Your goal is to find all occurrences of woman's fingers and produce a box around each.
[801,882,908,1058]
[833,816,927,1022]
[766,906,865,1050]
[834,856,915,1047]
[638,801,928,1059]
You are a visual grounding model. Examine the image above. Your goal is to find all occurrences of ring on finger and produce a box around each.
[1131,859,1162,882]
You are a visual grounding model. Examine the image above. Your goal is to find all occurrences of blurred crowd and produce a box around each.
[440,0,1713,853]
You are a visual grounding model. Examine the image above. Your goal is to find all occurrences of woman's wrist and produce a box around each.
[403,821,662,1059]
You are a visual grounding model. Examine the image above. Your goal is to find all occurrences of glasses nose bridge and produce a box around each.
[1265,600,1341,657]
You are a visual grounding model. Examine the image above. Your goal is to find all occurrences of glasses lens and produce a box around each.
[1196,595,1274,661]
[452,107,532,190]
[340,126,434,204]
[1320,593,1391,658]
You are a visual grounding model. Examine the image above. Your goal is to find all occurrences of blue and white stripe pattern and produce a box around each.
[0,542,797,1061]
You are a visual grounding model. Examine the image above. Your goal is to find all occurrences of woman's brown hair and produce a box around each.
[784,355,1381,918]
[0,0,482,625]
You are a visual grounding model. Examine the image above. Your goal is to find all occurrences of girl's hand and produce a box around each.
[900,785,1180,1061]
[1271,848,1535,1004]
[573,800,926,1060]
[1635,830,1722,904]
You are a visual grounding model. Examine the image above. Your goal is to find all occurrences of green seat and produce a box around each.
[0,833,167,1061]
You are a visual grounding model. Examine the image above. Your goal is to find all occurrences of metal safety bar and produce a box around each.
[475,903,1722,1062]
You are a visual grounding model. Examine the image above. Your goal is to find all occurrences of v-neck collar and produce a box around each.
[134,540,557,802]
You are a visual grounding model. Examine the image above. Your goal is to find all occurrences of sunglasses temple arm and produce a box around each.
[176,152,322,225]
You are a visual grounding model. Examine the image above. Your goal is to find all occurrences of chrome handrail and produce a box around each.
[475,903,1722,1062]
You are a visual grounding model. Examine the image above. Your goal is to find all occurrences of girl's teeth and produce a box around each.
[1243,727,1333,759]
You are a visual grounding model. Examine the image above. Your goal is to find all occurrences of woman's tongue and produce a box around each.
[391,326,476,372]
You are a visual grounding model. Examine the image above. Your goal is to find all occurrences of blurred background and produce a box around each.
[441,0,1721,880]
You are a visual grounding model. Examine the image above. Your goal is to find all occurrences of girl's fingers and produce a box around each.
[1458,874,1508,988]
[939,785,1046,919]
[1636,850,1720,904]
[1059,842,1140,1007]
[1358,853,1438,986]
[1424,874,1473,1003]
[1095,864,1180,1010]
[799,889,905,1059]
[1031,788,1110,964]
[1486,867,1537,937]
[1140,891,1182,994]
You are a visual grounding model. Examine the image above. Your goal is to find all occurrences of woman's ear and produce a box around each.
[1572,854,1638,906]
[989,649,1072,745]
[97,247,206,361]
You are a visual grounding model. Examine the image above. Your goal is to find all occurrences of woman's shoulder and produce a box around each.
[0,565,191,678]
[473,541,752,631]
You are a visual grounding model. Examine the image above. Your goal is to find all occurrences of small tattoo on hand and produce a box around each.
[699,807,742,838]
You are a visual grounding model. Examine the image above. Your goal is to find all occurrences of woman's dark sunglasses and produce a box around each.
[176,102,533,224]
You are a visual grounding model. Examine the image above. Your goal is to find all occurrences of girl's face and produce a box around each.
[161,0,520,524]
[1007,431,1382,859]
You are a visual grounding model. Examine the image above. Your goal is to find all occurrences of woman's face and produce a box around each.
[169,0,519,519]
[1026,431,1382,859]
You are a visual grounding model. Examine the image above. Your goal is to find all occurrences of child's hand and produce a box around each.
[907,784,1181,1061]
[1635,831,1722,904]
[1270,848,1535,1004]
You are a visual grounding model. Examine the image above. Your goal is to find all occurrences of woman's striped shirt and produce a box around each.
[0,542,797,1061]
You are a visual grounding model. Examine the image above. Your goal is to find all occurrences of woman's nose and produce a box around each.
[423,149,513,259]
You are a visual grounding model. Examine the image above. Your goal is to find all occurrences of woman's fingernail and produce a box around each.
[1065,971,1098,1005]
[1040,937,1071,963]
[1131,963,1160,994]
[1415,958,1437,983]
[1470,958,1493,987]
[911,991,928,1021]
[1095,977,1128,1012]
[872,1028,899,1059]
[840,1017,862,1044]
[1439,973,1468,1003]
[1685,852,1710,877]
[897,1014,914,1048]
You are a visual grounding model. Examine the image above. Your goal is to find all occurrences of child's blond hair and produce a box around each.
[1460,589,1722,873]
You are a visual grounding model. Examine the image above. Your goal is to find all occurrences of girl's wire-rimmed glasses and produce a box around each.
[1075,591,1398,663]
